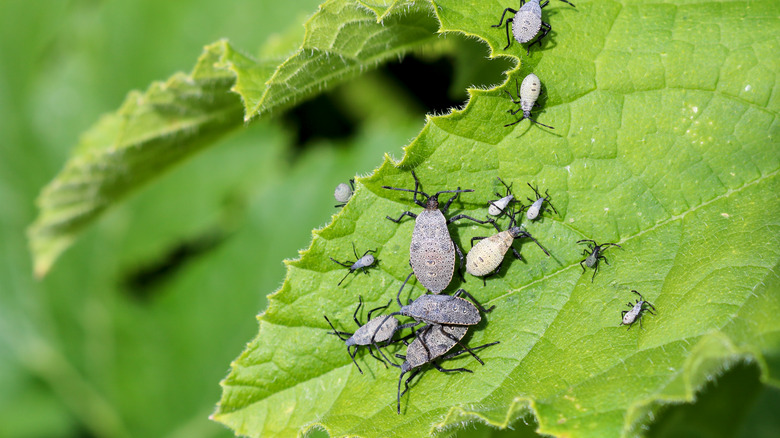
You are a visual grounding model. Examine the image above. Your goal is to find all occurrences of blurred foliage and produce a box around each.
[1,1,778,438]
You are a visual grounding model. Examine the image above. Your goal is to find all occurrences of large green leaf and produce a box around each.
[213,0,780,437]
[27,0,440,277]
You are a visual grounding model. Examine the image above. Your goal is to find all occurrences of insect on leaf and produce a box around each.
[214,0,780,437]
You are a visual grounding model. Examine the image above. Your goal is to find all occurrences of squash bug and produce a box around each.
[524,182,558,220]
[487,177,518,217]
[466,205,549,283]
[577,239,621,282]
[371,288,495,349]
[383,170,494,294]
[492,0,576,55]
[324,296,400,374]
[392,324,499,414]
[397,289,495,325]
[334,179,354,208]
[329,243,377,286]
[621,290,656,329]
[504,74,554,129]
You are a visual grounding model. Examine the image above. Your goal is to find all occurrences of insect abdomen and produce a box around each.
[410,210,455,293]
[512,12,542,43]
[466,233,513,276]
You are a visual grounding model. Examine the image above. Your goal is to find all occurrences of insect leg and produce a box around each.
[504,80,522,104]
[329,257,352,268]
[528,117,555,130]
[544,190,559,214]
[323,315,353,341]
[352,296,364,326]
[439,327,485,365]
[367,299,393,321]
[515,231,550,256]
[348,345,363,374]
[491,7,518,28]
[527,21,551,55]
[448,214,493,225]
[431,362,473,374]
[397,271,414,307]
[441,190,461,214]
[470,236,487,248]
[337,270,352,287]
[439,341,500,363]
[397,368,422,414]
[453,289,496,313]
[386,211,418,223]
[508,105,524,116]
[367,344,389,368]
[454,241,466,281]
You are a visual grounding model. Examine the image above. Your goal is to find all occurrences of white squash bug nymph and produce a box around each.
[334,179,355,208]
[329,243,378,286]
[487,177,518,217]
[620,290,657,329]
[505,74,554,129]
[466,205,549,284]
[524,182,558,220]
[492,0,576,55]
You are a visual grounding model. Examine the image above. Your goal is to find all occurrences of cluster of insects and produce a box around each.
[327,172,658,414]
[318,1,664,415]
[493,1,577,129]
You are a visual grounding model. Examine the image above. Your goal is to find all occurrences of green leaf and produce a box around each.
[26,40,245,278]
[214,0,780,437]
[28,0,440,277]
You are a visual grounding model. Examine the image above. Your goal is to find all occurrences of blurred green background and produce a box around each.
[0,1,777,437]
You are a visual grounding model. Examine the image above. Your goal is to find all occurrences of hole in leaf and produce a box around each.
[281,35,513,153]
[282,93,358,151]
[122,229,228,298]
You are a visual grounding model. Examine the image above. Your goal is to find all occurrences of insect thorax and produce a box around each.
[520,0,543,17]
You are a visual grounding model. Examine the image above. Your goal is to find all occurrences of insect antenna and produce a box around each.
[323,315,352,341]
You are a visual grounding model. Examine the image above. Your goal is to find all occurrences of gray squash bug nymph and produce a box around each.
[577,239,621,282]
[466,205,549,283]
[383,170,494,294]
[334,179,355,208]
[324,296,400,374]
[621,290,656,329]
[504,74,554,129]
[492,0,576,55]
[524,182,558,220]
[329,243,377,286]
[487,177,518,217]
[397,289,495,326]
[392,324,499,414]
[371,288,495,349]
[370,288,495,358]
